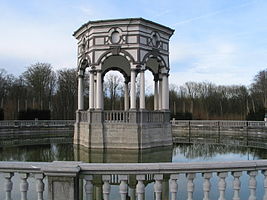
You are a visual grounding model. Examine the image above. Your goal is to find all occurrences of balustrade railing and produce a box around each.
[172,120,267,128]
[143,111,164,123]
[0,120,75,128]
[1,160,267,200]
[104,111,130,123]
[103,110,167,124]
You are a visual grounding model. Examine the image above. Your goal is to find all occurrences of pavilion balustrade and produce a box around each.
[76,110,170,124]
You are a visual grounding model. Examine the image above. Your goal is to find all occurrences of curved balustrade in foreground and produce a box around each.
[0,160,267,200]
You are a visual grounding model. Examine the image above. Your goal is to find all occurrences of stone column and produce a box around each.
[162,73,169,110]
[154,79,159,110]
[124,81,129,111]
[140,69,145,110]
[94,79,97,109]
[130,69,136,110]
[102,80,104,109]
[96,70,103,110]
[77,70,84,110]
[89,70,94,110]
[158,78,162,110]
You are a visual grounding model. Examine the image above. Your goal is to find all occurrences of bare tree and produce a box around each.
[22,63,56,110]
[54,68,77,119]
[104,73,123,110]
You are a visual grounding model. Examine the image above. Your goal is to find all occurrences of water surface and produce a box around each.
[0,139,267,200]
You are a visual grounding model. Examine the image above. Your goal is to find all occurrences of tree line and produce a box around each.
[0,63,266,120]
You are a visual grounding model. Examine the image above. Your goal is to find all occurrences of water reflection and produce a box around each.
[74,145,172,163]
[0,143,74,162]
[173,143,267,162]
[0,141,267,200]
[0,142,266,163]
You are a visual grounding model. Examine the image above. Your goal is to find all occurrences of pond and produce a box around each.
[0,138,266,200]
[0,142,266,163]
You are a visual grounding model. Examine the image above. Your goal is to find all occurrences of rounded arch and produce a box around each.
[78,55,91,71]
[141,53,168,74]
[102,67,129,82]
[96,49,135,66]
[101,54,131,82]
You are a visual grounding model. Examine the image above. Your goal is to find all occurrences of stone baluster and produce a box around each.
[232,171,242,200]
[84,175,93,200]
[202,173,212,200]
[217,172,227,200]
[102,175,111,200]
[187,173,195,200]
[4,172,14,200]
[119,175,128,200]
[154,174,163,200]
[263,170,267,200]
[169,174,178,200]
[248,171,257,200]
[35,174,45,200]
[20,173,29,200]
[136,175,145,200]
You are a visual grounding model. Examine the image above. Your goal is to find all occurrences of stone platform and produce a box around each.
[74,110,172,149]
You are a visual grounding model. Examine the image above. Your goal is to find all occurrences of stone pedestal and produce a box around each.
[74,110,173,149]
[42,162,81,200]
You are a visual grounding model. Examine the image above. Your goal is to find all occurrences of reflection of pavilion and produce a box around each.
[74,144,172,163]
[74,144,172,200]
[73,18,174,149]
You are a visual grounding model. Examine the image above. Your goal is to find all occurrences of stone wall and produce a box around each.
[0,126,73,147]
[74,110,172,149]
[75,122,172,149]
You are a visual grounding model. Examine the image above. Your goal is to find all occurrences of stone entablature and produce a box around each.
[74,18,174,112]
[73,18,174,73]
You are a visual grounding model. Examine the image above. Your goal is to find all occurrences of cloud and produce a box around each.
[172,0,257,26]
[169,36,267,86]
[0,3,78,75]
[154,9,173,18]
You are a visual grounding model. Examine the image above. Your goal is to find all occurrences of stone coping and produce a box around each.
[0,160,267,175]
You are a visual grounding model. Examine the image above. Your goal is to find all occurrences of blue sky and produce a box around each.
[0,0,267,86]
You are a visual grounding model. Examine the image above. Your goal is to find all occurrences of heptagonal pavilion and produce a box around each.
[74,18,174,149]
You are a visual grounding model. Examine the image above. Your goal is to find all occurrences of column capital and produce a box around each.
[77,70,84,77]
[139,64,146,71]
[96,69,102,73]
[161,72,169,76]
[124,76,130,83]
[154,74,159,82]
